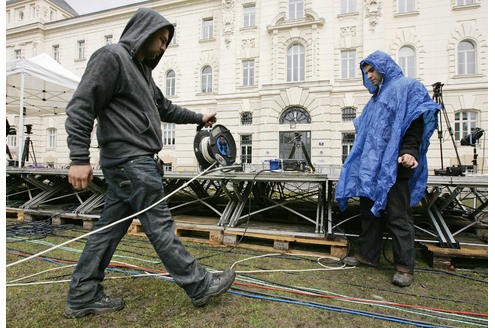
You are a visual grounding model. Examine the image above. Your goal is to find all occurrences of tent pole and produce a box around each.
[18,73,25,168]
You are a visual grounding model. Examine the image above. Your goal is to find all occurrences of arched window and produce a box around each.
[341,107,356,122]
[286,44,305,82]
[240,112,253,125]
[458,40,476,75]
[201,66,213,93]
[165,70,176,96]
[398,46,416,78]
[280,107,311,125]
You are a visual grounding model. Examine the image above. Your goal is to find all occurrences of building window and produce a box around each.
[16,8,25,21]
[242,60,255,86]
[342,133,355,163]
[280,107,311,125]
[170,24,177,45]
[7,133,17,149]
[458,40,476,75]
[397,0,415,13]
[77,40,86,60]
[48,128,57,149]
[341,49,356,79]
[201,66,213,93]
[240,135,252,164]
[287,44,305,82]
[243,4,256,28]
[165,70,176,96]
[288,0,304,20]
[202,18,214,40]
[455,111,478,141]
[341,0,357,14]
[398,46,416,78]
[52,45,60,62]
[163,163,173,172]
[457,0,474,5]
[342,107,356,122]
[162,123,175,145]
[241,112,253,125]
[14,49,22,59]
[279,131,311,161]
[105,35,113,45]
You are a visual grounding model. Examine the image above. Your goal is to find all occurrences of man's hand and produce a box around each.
[68,164,93,190]
[398,154,418,169]
[202,113,217,127]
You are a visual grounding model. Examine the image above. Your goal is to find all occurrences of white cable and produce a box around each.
[230,252,350,274]
[200,137,216,164]
[6,162,217,268]
[8,264,76,283]
[6,273,171,287]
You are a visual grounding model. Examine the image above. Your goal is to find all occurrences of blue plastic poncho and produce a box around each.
[335,51,440,216]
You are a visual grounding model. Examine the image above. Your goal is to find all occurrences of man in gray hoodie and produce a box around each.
[64,8,235,318]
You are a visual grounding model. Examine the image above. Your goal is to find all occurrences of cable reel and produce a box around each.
[194,124,237,170]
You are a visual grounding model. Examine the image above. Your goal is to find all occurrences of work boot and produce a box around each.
[191,270,236,307]
[64,295,125,318]
[392,271,413,287]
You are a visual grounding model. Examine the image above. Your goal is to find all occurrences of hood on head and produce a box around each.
[119,7,175,68]
[360,50,403,94]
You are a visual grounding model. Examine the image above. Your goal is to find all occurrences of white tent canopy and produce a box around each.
[6,53,80,166]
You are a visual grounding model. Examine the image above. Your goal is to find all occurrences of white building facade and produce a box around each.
[6,0,489,174]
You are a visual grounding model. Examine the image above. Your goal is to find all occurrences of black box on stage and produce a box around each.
[282,159,305,171]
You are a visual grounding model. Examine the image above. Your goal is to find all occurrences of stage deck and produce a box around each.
[6,167,488,248]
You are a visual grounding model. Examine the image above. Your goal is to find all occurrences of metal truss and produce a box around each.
[6,168,487,247]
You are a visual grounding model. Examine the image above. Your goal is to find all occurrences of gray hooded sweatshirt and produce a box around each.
[65,8,203,166]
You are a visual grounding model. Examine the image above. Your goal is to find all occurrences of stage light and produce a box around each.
[460,128,484,146]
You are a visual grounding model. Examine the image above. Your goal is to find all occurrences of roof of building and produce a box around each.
[7,0,79,16]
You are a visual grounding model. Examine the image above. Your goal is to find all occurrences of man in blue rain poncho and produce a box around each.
[336,51,439,287]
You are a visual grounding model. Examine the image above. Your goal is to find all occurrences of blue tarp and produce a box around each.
[335,51,440,216]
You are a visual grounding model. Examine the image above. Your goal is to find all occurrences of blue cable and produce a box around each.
[229,290,448,328]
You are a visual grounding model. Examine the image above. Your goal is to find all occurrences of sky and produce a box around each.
[64,0,147,14]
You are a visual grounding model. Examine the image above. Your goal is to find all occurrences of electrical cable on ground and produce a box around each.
[6,243,487,327]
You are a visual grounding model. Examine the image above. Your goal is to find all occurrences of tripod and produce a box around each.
[6,119,15,164]
[21,124,37,167]
[288,132,315,172]
[431,82,463,175]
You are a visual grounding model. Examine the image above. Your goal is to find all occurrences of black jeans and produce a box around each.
[67,155,211,306]
[357,178,415,273]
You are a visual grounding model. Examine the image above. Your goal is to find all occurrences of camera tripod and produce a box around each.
[287,132,315,172]
[432,82,463,176]
[21,124,37,167]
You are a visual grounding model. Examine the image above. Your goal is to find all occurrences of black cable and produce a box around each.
[231,286,452,328]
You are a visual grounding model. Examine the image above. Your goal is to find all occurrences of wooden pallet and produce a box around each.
[127,217,224,245]
[6,209,24,221]
[223,230,348,258]
[422,243,488,269]
[127,216,348,257]
[6,208,97,230]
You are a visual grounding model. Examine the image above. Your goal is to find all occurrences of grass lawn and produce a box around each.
[5,218,488,328]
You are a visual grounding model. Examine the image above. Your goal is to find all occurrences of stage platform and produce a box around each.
[5,167,488,251]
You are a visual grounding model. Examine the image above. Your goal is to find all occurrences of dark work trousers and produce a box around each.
[67,155,211,307]
[357,178,415,273]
